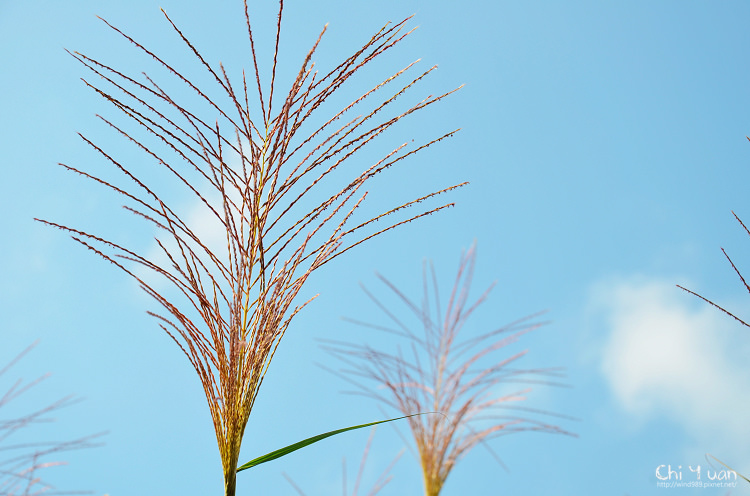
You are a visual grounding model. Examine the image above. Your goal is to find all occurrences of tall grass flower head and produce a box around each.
[37,1,464,493]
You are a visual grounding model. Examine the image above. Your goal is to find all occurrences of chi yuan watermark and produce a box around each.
[655,463,738,489]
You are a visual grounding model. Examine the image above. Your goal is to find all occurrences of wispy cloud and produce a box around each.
[593,276,750,452]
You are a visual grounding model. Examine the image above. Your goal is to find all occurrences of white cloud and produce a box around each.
[593,276,750,449]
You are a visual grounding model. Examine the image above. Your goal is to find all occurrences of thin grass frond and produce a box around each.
[677,211,750,329]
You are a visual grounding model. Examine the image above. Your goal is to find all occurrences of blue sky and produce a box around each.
[2,1,750,495]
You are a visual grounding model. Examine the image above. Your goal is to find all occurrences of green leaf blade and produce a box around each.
[236,413,430,473]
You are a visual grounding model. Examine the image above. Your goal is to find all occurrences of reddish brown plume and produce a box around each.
[37,1,464,493]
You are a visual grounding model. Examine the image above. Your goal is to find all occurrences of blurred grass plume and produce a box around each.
[325,246,574,495]
[0,342,99,496]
